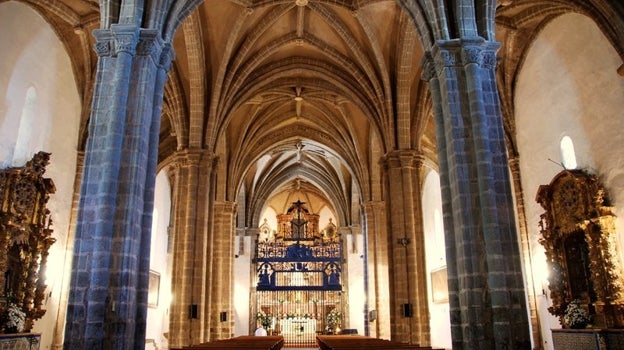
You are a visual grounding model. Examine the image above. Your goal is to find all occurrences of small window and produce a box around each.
[560,136,577,170]
[14,87,38,164]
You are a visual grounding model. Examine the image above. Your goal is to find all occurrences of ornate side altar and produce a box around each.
[0,152,55,335]
[536,170,624,329]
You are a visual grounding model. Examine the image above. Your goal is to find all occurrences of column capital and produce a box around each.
[159,43,175,71]
[424,38,500,74]
[141,32,175,71]
[171,149,217,169]
[93,29,114,57]
[383,150,424,170]
[93,25,142,57]
[111,24,140,56]
[136,29,163,63]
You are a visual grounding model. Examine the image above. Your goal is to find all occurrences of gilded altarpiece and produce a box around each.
[254,201,344,347]
[0,152,55,334]
[536,170,624,328]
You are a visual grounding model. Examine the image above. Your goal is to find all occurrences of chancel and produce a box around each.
[0,1,624,350]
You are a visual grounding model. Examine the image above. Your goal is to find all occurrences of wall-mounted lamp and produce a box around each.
[368,309,377,322]
[397,238,410,246]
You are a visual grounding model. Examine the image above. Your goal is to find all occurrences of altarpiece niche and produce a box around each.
[536,170,624,328]
[0,152,55,333]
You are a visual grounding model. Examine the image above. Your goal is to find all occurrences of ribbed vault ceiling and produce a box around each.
[162,0,426,225]
[28,0,624,226]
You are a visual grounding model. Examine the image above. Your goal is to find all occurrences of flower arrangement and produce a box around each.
[326,309,341,328]
[256,310,272,328]
[563,299,591,329]
[1,302,26,334]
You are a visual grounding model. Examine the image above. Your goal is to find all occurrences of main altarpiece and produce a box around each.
[253,200,344,346]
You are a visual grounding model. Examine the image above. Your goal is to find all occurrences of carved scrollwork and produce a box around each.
[536,170,624,328]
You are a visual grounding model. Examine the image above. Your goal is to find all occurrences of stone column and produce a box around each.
[51,152,83,350]
[384,151,430,346]
[64,25,173,350]
[169,150,215,347]
[362,201,390,339]
[209,201,237,340]
[508,156,543,349]
[423,38,531,349]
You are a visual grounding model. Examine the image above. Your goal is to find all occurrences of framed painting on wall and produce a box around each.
[148,270,160,308]
[431,266,449,304]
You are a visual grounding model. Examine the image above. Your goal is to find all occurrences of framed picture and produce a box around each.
[431,266,449,304]
[148,270,160,308]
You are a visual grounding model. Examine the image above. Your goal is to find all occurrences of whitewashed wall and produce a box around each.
[0,2,81,350]
[422,170,452,350]
[346,232,365,335]
[146,171,173,349]
[516,13,624,350]
[233,235,252,336]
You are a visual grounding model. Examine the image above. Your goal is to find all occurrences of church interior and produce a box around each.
[0,1,623,349]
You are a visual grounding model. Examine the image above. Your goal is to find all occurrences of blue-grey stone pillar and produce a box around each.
[64,24,173,350]
[423,38,531,350]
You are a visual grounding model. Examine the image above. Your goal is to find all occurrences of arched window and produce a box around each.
[560,135,577,170]
[14,86,37,165]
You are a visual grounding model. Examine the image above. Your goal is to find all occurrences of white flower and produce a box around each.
[563,299,591,328]
[326,310,341,327]
[3,303,26,332]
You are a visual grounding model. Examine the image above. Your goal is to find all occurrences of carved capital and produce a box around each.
[431,38,500,72]
[111,24,139,56]
[159,43,175,71]
[384,150,424,170]
[136,29,162,62]
[172,149,217,169]
[93,29,114,57]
